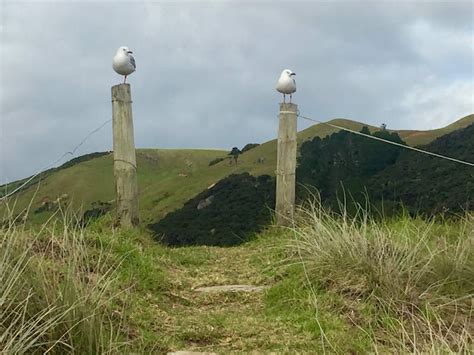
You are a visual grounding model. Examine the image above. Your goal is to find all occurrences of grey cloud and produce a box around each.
[1,1,473,183]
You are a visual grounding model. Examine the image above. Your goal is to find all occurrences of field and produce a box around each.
[2,203,472,353]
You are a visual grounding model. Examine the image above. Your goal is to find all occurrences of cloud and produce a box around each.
[400,78,474,129]
[1,0,473,183]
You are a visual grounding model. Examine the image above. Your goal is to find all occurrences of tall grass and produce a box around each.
[0,213,126,353]
[289,200,473,352]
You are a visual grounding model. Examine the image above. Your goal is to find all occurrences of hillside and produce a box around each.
[398,114,474,146]
[296,127,406,208]
[1,115,472,225]
[2,149,229,225]
[150,122,473,245]
[371,122,474,214]
[296,121,474,215]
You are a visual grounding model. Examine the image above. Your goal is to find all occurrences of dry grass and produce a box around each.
[0,211,126,353]
[289,200,474,352]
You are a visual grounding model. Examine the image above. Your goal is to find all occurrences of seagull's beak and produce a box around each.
[127,50,133,54]
[290,72,296,76]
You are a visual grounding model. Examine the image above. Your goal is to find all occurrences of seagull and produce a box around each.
[112,46,136,83]
[276,69,296,103]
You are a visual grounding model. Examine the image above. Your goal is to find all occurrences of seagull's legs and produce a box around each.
[283,94,286,103]
[124,75,127,84]
[290,94,292,103]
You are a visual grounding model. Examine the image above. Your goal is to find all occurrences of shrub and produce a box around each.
[81,201,113,226]
[208,157,226,166]
[241,143,260,153]
[149,173,276,246]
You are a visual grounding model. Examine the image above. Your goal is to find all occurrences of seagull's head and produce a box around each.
[118,46,133,55]
[282,69,296,77]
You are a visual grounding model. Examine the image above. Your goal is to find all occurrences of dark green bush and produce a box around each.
[149,173,275,246]
[208,157,226,166]
[241,143,260,153]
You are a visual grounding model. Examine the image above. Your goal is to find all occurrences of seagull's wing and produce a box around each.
[129,54,136,69]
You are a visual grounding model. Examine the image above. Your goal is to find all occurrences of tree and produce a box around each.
[229,147,241,165]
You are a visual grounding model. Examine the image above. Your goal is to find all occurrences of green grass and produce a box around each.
[283,201,474,352]
[3,114,472,227]
[2,203,472,353]
[2,149,229,225]
[0,214,126,353]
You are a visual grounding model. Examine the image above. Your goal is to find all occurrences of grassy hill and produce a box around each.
[398,114,474,146]
[2,114,472,225]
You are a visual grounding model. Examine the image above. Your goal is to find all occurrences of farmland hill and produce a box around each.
[151,120,473,246]
[1,114,473,229]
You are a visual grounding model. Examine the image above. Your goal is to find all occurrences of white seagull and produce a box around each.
[276,69,296,103]
[112,46,136,83]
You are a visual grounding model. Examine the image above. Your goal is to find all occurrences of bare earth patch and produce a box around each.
[193,285,269,293]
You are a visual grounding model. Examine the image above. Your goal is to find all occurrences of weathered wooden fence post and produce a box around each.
[276,103,297,226]
[111,83,139,227]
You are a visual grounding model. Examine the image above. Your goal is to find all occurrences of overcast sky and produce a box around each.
[1,0,473,183]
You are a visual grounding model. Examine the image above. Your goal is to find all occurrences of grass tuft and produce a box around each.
[0,213,126,353]
[287,200,473,352]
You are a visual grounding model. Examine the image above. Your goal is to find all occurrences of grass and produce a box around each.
[1,200,473,353]
[0,213,125,353]
[284,200,474,352]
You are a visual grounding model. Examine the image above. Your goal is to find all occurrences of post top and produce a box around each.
[279,102,298,111]
[112,83,131,89]
[111,83,132,101]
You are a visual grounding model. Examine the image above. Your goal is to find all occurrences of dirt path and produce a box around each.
[158,239,318,353]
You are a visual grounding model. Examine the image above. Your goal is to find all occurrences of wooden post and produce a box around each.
[276,103,297,226]
[111,83,139,227]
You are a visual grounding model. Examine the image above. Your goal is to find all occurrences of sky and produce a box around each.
[1,0,473,183]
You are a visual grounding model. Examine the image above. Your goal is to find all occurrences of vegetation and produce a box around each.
[208,157,226,166]
[372,123,474,215]
[2,201,472,353]
[296,126,405,208]
[241,143,260,153]
[282,201,473,352]
[149,173,275,246]
[1,214,123,353]
[81,201,113,226]
[4,115,472,228]
[296,123,474,216]
[1,149,229,226]
[0,152,110,199]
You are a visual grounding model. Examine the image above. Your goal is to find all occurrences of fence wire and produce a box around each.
[1,119,112,202]
[298,114,474,167]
